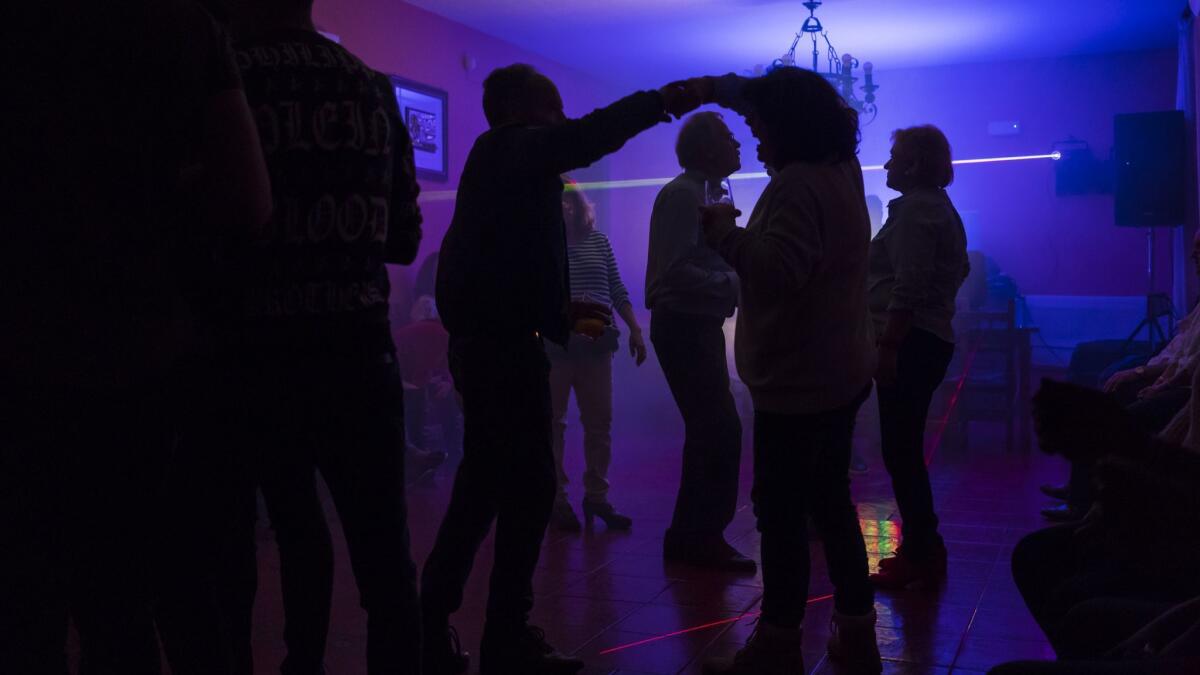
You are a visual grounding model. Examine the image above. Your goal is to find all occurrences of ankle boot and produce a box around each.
[827,609,882,674]
[582,500,632,530]
[702,619,804,675]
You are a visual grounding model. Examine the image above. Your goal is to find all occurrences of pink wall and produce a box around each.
[601,48,1180,309]
[311,0,622,317]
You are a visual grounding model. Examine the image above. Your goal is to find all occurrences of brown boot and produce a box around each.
[827,610,882,674]
[702,620,804,675]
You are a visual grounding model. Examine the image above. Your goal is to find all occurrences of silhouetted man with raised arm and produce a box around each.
[424,63,701,675]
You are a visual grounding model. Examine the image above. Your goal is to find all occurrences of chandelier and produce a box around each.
[770,0,879,124]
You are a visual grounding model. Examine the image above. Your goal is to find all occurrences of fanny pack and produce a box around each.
[565,325,620,357]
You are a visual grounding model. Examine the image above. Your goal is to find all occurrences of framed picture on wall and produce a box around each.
[389,75,449,181]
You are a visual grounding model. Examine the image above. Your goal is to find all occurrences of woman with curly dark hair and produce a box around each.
[696,67,881,675]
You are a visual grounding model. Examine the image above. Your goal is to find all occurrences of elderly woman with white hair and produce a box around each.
[547,180,647,532]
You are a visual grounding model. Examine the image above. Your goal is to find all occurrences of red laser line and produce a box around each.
[924,339,982,467]
[598,594,834,655]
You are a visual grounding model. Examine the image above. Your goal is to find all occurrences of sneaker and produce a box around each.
[664,533,758,574]
[479,622,583,675]
[422,621,469,675]
[871,542,947,590]
[703,619,804,675]
[827,610,882,674]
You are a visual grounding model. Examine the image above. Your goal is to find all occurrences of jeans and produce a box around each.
[0,384,171,675]
[876,328,954,556]
[650,310,743,539]
[753,385,875,627]
[549,350,614,504]
[224,355,421,675]
[421,334,557,626]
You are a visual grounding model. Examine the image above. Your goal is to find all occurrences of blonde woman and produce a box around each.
[547,181,647,531]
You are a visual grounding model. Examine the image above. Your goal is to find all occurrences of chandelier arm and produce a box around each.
[766,0,879,124]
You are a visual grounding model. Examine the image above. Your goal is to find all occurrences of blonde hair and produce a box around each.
[561,178,596,233]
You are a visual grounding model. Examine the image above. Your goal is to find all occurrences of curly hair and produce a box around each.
[742,66,859,166]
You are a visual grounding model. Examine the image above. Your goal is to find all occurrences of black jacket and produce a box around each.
[437,90,666,346]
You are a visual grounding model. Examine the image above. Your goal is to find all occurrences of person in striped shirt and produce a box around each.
[547,180,647,532]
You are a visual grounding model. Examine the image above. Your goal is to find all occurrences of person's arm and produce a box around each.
[705,183,822,296]
[874,203,938,383]
[652,187,738,294]
[882,202,941,345]
[170,5,270,232]
[521,83,699,177]
[601,235,647,365]
[194,23,271,231]
[603,235,632,315]
[381,73,422,265]
[615,302,647,366]
[1113,596,1200,658]
[702,74,755,118]
[1103,363,1166,393]
[196,89,273,230]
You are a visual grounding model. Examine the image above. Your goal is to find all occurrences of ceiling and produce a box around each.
[406,0,1181,88]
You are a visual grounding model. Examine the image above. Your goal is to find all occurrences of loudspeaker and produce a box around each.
[1114,110,1188,227]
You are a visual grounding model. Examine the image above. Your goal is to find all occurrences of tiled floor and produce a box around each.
[243,368,1065,675]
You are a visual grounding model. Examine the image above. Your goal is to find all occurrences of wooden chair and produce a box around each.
[951,299,1032,453]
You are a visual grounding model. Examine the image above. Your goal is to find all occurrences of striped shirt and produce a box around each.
[568,230,631,311]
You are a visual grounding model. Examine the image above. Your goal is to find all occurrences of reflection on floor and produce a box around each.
[244,381,1061,675]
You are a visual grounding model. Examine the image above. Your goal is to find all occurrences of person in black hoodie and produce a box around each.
[423,63,702,675]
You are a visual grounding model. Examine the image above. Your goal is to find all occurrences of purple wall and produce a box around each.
[311,0,621,319]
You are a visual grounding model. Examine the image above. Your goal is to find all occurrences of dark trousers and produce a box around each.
[876,328,954,555]
[155,362,246,675]
[754,385,875,627]
[404,385,462,455]
[650,310,743,539]
[223,356,421,675]
[421,335,557,626]
[0,386,170,675]
[1012,524,1190,658]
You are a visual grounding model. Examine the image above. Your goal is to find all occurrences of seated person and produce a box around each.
[1043,235,1200,520]
[395,295,460,476]
[1013,379,1200,660]
[988,595,1200,674]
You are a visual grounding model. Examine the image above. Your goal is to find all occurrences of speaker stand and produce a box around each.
[1124,228,1174,355]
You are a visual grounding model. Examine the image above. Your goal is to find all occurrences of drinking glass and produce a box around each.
[704,177,734,207]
